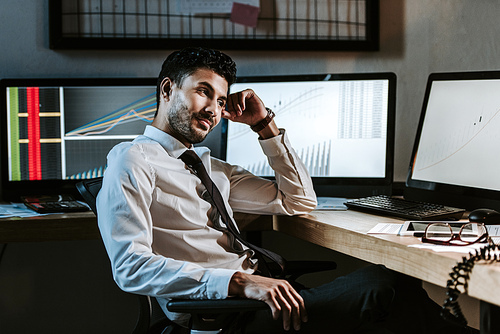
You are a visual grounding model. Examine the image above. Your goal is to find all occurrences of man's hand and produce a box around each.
[224,89,280,139]
[229,271,307,331]
[223,89,268,126]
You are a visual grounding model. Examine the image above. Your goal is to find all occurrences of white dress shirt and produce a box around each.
[97,125,316,325]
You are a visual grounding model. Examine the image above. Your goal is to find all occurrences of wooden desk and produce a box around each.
[0,211,99,242]
[273,210,500,308]
[4,208,499,305]
[2,208,499,331]
[3,208,499,306]
[0,211,272,243]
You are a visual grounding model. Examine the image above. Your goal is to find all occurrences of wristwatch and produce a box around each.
[250,108,275,132]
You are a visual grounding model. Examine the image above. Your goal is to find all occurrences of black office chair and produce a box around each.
[76,177,337,333]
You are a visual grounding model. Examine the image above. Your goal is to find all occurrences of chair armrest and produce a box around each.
[166,298,268,313]
[167,298,268,331]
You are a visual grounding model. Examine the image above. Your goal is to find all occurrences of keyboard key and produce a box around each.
[344,195,465,220]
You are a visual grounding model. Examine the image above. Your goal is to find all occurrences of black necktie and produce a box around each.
[179,149,286,276]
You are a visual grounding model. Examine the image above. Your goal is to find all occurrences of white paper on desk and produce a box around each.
[487,225,500,236]
[316,197,348,211]
[0,203,46,218]
[0,206,12,218]
[368,223,403,235]
[409,237,500,253]
[409,243,487,254]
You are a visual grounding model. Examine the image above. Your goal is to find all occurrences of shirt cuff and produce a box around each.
[206,268,238,299]
[259,129,289,157]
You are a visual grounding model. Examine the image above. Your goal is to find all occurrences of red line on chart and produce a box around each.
[417,108,500,172]
[27,87,42,180]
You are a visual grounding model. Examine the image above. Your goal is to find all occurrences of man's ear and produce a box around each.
[160,77,173,101]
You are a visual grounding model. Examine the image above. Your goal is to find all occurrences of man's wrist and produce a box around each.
[228,271,246,297]
[251,108,275,133]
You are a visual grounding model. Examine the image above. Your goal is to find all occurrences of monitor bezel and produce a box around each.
[221,72,397,198]
[0,77,157,201]
[405,71,500,211]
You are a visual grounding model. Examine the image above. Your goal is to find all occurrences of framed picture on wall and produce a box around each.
[49,0,379,51]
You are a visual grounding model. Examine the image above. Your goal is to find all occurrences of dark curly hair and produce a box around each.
[155,47,237,115]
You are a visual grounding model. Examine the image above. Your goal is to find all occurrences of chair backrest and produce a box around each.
[75,177,171,334]
[75,177,103,214]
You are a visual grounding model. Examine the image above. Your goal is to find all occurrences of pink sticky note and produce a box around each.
[230,2,260,28]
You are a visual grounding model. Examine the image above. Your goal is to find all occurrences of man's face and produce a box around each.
[163,69,228,146]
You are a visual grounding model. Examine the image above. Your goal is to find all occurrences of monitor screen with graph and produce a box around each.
[0,78,157,200]
[405,71,500,211]
[222,73,396,197]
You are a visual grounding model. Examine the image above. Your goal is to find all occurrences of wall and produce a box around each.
[1,0,498,331]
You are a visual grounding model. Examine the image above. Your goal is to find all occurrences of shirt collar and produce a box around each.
[143,125,210,160]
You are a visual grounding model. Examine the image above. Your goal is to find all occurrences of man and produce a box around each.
[97,47,468,333]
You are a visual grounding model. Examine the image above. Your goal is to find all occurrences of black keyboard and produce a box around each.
[344,195,466,220]
[21,195,90,213]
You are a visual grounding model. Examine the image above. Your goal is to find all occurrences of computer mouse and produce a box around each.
[468,208,500,225]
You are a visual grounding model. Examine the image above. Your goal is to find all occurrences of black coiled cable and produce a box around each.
[441,243,500,327]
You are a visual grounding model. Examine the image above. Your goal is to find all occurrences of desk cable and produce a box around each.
[442,243,500,327]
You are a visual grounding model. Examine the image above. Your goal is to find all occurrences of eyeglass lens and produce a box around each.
[424,223,488,245]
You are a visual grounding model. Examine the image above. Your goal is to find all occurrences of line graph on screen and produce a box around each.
[416,107,500,172]
[65,93,155,137]
[63,91,157,179]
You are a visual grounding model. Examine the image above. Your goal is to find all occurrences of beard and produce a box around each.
[167,96,213,144]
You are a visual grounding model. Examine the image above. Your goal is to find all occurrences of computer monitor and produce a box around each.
[0,78,157,201]
[222,73,396,197]
[405,71,500,211]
